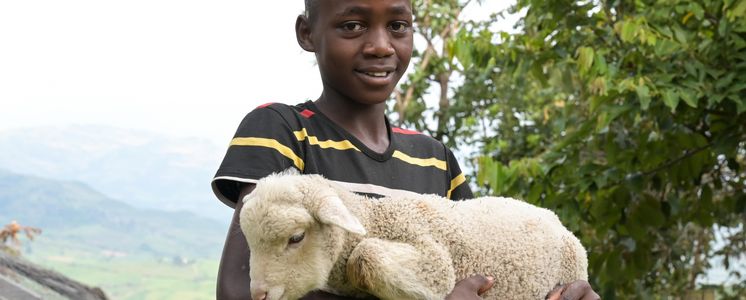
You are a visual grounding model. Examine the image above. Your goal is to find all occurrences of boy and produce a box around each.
[212,0,599,299]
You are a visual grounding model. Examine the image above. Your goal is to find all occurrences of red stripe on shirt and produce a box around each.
[392,127,421,135]
[300,109,315,118]
[257,102,274,109]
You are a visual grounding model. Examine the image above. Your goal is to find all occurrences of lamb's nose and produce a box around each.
[250,280,268,300]
[251,291,267,300]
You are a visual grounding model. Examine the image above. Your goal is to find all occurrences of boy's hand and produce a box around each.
[545,281,600,300]
[445,275,494,300]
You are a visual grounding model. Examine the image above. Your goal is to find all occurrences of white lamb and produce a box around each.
[239,171,588,300]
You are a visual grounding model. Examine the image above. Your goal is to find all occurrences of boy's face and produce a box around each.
[300,0,414,106]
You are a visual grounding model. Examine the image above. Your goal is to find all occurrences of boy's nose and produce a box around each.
[363,29,395,58]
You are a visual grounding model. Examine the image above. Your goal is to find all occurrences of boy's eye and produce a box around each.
[341,22,365,32]
[389,21,410,33]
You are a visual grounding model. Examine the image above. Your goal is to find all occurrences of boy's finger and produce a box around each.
[476,276,495,295]
[545,284,566,300]
[560,281,600,300]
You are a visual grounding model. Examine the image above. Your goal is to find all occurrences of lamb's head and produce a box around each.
[239,171,367,300]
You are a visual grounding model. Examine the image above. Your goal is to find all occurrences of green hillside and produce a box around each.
[0,125,231,222]
[0,169,228,299]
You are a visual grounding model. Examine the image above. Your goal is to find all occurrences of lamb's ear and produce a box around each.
[316,196,366,236]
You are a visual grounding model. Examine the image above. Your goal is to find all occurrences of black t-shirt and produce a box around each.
[212,101,473,208]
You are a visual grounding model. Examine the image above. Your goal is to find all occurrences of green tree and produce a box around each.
[395,0,485,142]
[396,0,746,298]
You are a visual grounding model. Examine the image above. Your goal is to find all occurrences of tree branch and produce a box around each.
[395,0,472,126]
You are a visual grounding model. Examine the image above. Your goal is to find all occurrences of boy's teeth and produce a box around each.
[365,72,388,77]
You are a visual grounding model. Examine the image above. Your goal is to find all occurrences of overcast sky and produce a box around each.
[0,0,517,145]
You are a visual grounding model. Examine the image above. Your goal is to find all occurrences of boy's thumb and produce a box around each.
[476,275,495,295]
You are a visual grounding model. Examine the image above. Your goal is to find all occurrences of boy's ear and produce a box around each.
[295,15,315,52]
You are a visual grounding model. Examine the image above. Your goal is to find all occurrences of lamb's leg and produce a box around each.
[346,238,454,300]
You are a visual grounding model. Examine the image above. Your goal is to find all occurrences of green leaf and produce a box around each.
[718,17,729,36]
[727,82,746,94]
[637,196,666,228]
[621,20,638,42]
[716,73,736,90]
[476,156,491,188]
[445,39,456,61]
[654,39,680,56]
[684,62,698,77]
[728,0,746,20]
[679,88,698,108]
[527,183,543,203]
[590,95,605,113]
[662,89,680,112]
[594,52,608,75]
[456,38,472,69]
[673,25,689,44]
[604,249,623,280]
[590,77,608,96]
[626,219,648,241]
[737,194,746,213]
[577,47,595,74]
[696,185,715,226]
[636,84,651,110]
[597,104,631,131]
[736,98,746,114]
[689,3,705,20]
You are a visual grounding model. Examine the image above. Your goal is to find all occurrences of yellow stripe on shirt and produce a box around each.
[238,128,446,172]
[230,137,305,171]
[447,173,466,199]
[392,150,447,170]
[293,129,361,151]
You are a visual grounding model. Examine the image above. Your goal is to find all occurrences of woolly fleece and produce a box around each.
[240,171,588,300]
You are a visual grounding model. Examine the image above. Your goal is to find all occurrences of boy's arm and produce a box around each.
[216,183,255,300]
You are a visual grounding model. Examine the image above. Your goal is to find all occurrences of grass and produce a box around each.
[23,238,220,300]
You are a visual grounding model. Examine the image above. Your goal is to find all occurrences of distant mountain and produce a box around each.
[0,168,225,258]
[0,125,232,222]
[0,169,226,299]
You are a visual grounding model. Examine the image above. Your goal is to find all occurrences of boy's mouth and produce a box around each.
[356,70,394,78]
[354,67,397,86]
[356,66,396,77]
[362,71,390,77]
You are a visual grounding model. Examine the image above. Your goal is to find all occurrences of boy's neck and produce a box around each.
[314,93,390,154]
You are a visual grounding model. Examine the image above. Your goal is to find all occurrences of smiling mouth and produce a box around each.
[358,71,392,77]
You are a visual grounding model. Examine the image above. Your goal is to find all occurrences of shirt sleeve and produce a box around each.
[211,105,304,208]
[445,147,474,200]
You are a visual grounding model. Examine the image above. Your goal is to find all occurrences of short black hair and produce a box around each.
[304,0,318,22]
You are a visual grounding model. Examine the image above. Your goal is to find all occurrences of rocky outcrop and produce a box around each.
[0,252,107,300]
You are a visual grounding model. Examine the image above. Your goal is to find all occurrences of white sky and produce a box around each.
[0,0,517,145]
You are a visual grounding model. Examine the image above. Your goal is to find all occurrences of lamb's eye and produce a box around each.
[288,232,305,245]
